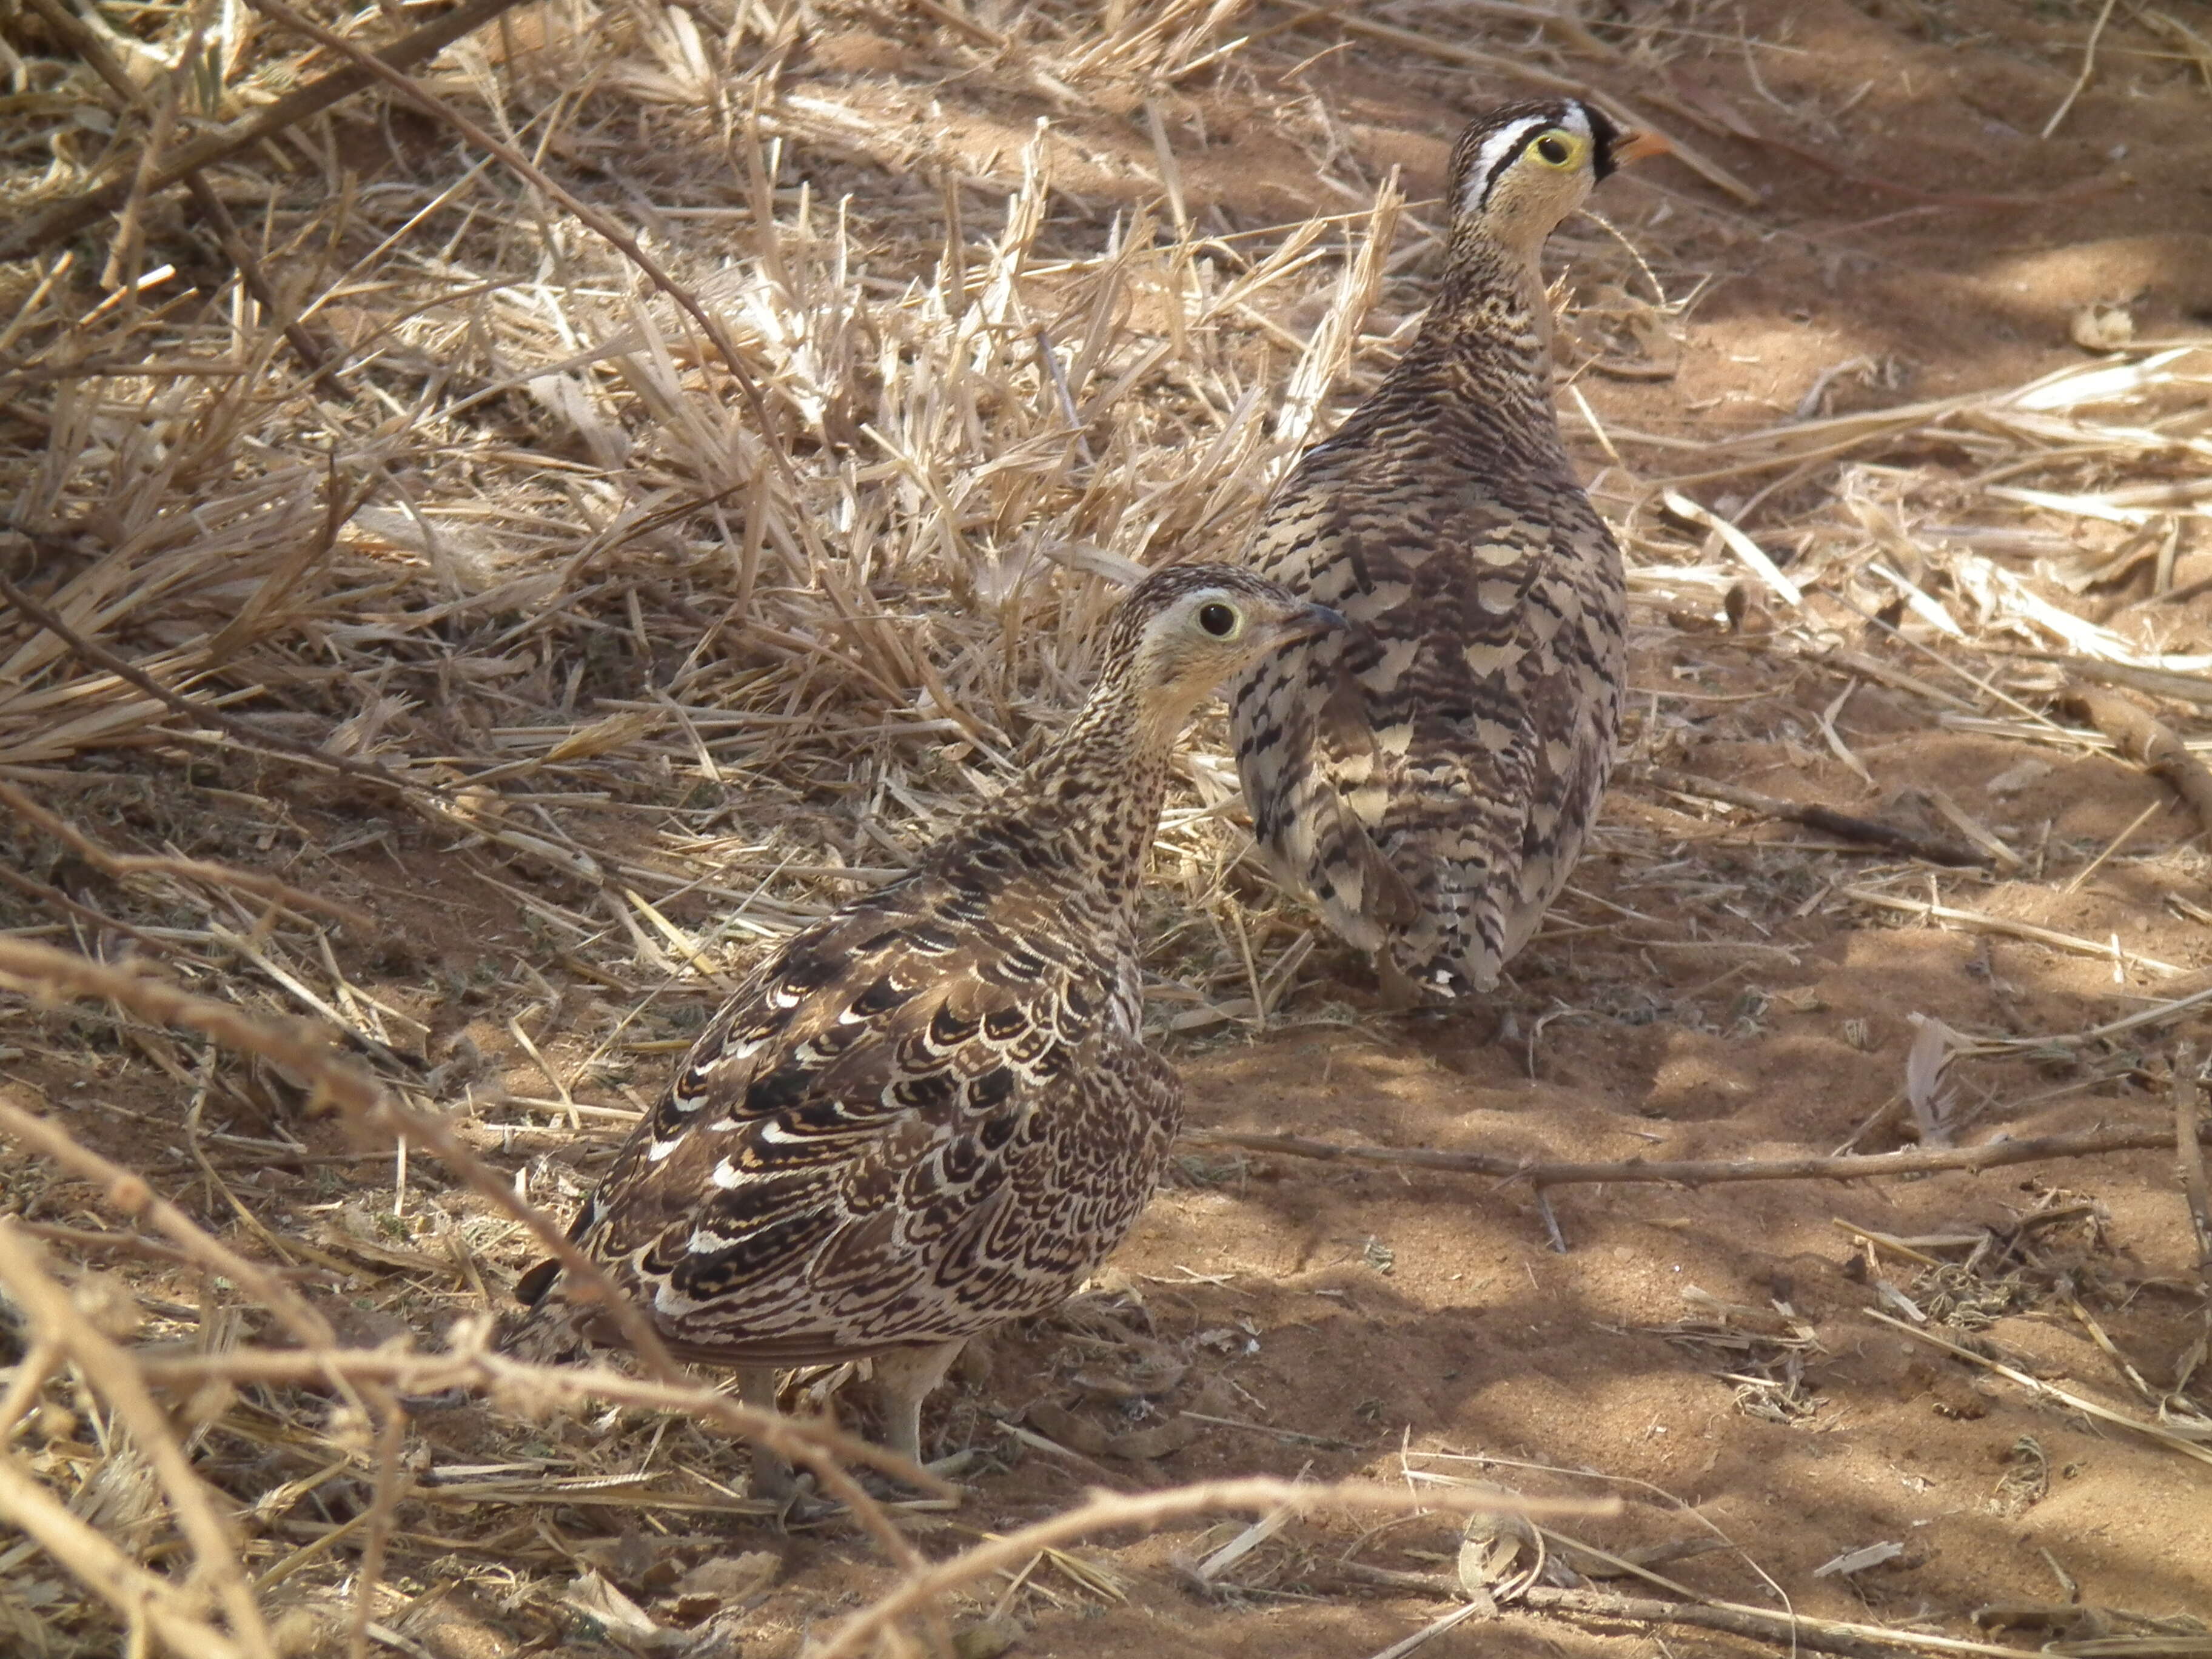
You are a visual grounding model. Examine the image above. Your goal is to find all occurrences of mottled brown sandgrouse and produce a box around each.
[506,566,1341,1496]
[1230,98,1666,1005]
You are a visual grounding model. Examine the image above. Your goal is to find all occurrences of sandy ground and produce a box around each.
[739,5,2212,1651]
[5,0,2212,1654]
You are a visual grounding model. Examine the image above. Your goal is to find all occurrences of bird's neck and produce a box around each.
[1395,232,1558,415]
[984,666,1179,912]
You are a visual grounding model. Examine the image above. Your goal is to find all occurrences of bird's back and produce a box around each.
[518,804,1179,1367]
[1230,341,1626,994]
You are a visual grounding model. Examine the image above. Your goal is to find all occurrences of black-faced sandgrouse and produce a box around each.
[1229,99,1666,1006]
[506,566,1341,1496]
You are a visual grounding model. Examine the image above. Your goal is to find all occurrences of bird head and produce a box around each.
[1447,98,1668,264]
[1111,564,1344,742]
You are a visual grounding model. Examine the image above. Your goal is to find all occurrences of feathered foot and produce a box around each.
[873,1339,966,1472]
[740,1367,798,1506]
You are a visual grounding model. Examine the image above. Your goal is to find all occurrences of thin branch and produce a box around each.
[1866,1310,2212,1470]
[0,779,370,928]
[0,1450,247,1659]
[6,1217,304,1274]
[0,0,530,261]
[1633,765,1984,866]
[0,859,181,951]
[133,1344,952,1495]
[2041,0,2119,138]
[0,1222,277,1658]
[1843,887,2187,977]
[347,1401,410,1659]
[1182,1120,2207,1194]
[1326,1561,2047,1659]
[238,0,805,509]
[2068,687,2212,839]
[0,936,678,1382]
[0,1093,340,1351]
[13,0,340,385]
[0,937,930,1569]
[2007,649,2212,709]
[805,1476,1618,1659]
[0,568,434,800]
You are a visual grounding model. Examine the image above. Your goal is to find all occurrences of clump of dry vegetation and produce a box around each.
[4,0,2212,1654]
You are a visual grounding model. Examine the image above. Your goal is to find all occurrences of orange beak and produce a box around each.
[1612,128,1672,165]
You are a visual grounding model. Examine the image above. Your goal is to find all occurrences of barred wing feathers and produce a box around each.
[560,858,1178,1366]
[1234,421,1624,994]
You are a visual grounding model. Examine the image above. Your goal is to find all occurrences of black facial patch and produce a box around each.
[1449,98,1606,212]
[1584,102,1625,181]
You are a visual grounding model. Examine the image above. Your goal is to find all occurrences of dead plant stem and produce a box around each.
[0,779,369,928]
[805,1478,1615,1659]
[0,0,531,261]
[0,935,681,1382]
[2177,1042,2211,1275]
[1182,1120,2205,1195]
[0,569,432,799]
[0,1221,278,1658]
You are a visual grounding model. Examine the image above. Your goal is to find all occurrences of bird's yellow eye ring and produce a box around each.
[1531,131,1577,168]
[1198,602,1239,638]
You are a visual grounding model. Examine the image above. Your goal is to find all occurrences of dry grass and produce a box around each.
[4,0,2212,1654]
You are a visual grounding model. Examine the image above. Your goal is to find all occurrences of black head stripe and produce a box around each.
[1449,98,1601,215]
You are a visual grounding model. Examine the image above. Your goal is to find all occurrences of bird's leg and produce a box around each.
[871,1339,966,1472]
[739,1366,796,1503]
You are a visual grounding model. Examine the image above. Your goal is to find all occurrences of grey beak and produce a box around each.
[1280,603,1347,643]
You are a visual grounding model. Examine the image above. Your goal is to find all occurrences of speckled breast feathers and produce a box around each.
[1230,99,1656,996]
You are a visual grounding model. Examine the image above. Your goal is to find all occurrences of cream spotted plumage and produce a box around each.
[506,566,1340,1492]
[1230,99,1665,1002]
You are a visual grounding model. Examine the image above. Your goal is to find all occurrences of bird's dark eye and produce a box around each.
[1198,602,1238,637]
[1534,133,1573,166]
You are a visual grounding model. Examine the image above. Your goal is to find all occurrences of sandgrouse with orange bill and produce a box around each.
[1230,98,1667,1005]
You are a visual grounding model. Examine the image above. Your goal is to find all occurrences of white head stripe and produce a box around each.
[1458,103,1595,215]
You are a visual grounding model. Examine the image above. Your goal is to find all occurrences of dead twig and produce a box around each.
[0,1222,278,1658]
[0,1091,344,1352]
[0,938,933,1575]
[806,1477,1617,1659]
[0,1450,250,1659]
[1866,1310,2212,1471]
[0,935,677,1382]
[1843,888,2186,977]
[1634,765,1984,866]
[135,1342,953,1498]
[2177,1042,2211,1278]
[238,0,807,517]
[13,0,340,386]
[2042,0,2119,138]
[0,568,432,800]
[0,779,370,928]
[0,0,530,261]
[2066,688,2212,840]
[2006,651,2212,709]
[1327,1561,2046,1659]
[1182,1120,2207,1196]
